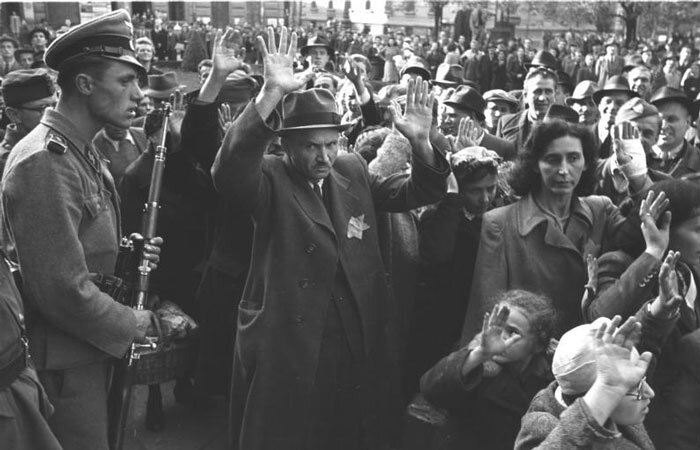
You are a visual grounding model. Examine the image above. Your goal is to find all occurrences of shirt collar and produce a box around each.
[652,141,685,160]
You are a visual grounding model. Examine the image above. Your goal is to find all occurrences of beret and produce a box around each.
[1,68,56,107]
[44,9,144,74]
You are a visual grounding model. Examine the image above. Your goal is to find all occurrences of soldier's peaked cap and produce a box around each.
[44,9,144,74]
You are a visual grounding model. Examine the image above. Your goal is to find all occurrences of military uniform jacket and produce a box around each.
[0,109,137,370]
[211,102,449,450]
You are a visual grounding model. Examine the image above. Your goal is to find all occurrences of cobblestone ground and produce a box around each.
[123,381,228,450]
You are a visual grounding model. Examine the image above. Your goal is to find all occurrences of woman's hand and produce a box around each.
[639,190,671,259]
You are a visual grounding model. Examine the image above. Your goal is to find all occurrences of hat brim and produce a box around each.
[443,101,485,122]
[431,79,460,87]
[277,122,353,134]
[401,67,431,80]
[300,44,334,57]
[592,89,638,104]
[565,96,591,106]
[143,84,187,99]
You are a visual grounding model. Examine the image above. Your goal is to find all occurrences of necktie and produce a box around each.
[313,183,323,200]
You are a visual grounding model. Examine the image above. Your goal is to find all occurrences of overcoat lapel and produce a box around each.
[286,157,336,238]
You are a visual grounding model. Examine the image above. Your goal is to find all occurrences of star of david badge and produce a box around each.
[347,215,370,240]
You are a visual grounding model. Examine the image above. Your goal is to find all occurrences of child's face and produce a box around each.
[490,306,542,366]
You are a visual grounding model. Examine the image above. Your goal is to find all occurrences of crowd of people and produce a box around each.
[3,6,700,450]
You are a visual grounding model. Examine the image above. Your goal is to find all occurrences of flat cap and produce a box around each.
[565,80,598,105]
[483,89,519,108]
[615,97,659,125]
[44,9,144,74]
[1,68,56,107]
[400,57,431,81]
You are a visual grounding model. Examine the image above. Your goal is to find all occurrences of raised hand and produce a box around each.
[593,316,651,393]
[639,190,671,258]
[477,304,520,359]
[257,26,311,96]
[218,103,234,135]
[650,250,683,318]
[455,117,482,150]
[388,77,435,145]
[211,28,244,76]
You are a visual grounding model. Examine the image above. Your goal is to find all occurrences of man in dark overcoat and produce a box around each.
[210,27,449,450]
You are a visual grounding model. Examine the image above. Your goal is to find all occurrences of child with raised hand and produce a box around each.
[420,290,558,450]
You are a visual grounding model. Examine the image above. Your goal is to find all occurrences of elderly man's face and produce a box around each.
[307,47,329,69]
[571,98,599,126]
[629,67,651,98]
[284,128,340,182]
[136,43,154,63]
[598,92,631,126]
[657,102,690,152]
[525,75,556,120]
[0,41,15,58]
[440,105,477,137]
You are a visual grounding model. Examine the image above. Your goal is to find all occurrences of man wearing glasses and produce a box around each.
[0,68,57,176]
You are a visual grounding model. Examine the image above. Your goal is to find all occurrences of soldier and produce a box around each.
[0,10,161,450]
[0,69,57,176]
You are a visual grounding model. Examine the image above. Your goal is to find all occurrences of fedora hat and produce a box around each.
[650,86,692,112]
[525,50,558,71]
[443,85,486,121]
[544,104,579,124]
[0,35,18,49]
[592,75,637,104]
[400,57,431,80]
[277,88,352,133]
[13,47,34,60]
[143,72,186,99]
[300,35,334,57]
[565,80,598,106]
[432,63,464,87]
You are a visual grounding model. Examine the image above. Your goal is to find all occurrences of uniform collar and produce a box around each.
[41,108,91,151]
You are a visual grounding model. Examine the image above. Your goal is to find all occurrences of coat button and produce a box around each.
[305,243,316,254]
[299,279,309,289]
[295,315,304,323]
[336,296,344,302]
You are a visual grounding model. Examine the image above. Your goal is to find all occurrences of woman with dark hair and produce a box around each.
[421,290,558,450]
[586,178,700,449]
[461,120,653,342]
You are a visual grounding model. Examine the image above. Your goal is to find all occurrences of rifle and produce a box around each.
[107,103,172,450]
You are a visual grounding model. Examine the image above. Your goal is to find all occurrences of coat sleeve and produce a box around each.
[420,346,482,411]
[2,152,137,358]
[460,213,506,344]
[515,399,626,450]
[418,196,464,264]
[181,102,221,171]
[585,251,660,321]
[368,145,449,213]
[211,102,277,213]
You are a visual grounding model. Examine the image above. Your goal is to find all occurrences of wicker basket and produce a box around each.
[131,337,197,386]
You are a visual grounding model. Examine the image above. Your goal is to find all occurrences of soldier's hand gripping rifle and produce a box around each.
[107,103,172,450]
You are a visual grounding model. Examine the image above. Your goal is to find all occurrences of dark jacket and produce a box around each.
[647,139,700,183]
[495,110,533,154]
[211,102,449,450]
[515,381,655,449]
[421,346,552,450]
